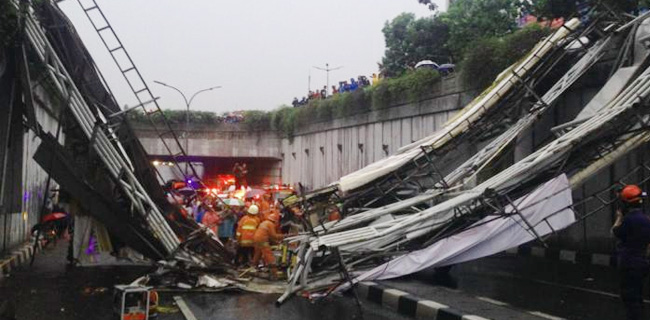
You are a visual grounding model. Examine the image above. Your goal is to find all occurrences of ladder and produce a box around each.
[20,3,180,254]
[74,0,199,180]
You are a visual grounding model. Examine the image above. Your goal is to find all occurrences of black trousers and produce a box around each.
[620,267,649,320]
[237,246,254,266]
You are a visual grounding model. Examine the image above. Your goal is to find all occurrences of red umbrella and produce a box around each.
[42,212,67,223]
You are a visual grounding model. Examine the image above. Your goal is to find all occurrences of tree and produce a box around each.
[518,0,576,18]
[417,0,438,11]
[381,14,450,77]
[439,0,521,59]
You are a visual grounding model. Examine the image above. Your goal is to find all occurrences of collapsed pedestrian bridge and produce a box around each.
[5,0,650,305]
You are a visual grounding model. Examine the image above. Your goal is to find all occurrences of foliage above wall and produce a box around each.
[0,0,18,48]
[461,24,550,89]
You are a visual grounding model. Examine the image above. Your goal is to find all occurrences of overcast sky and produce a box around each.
[58,0,446,113]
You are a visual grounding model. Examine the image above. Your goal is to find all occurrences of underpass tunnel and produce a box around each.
[149,155,283,187]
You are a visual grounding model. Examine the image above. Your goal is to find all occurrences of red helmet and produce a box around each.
[620,185,645,203]
[268,213,280,223]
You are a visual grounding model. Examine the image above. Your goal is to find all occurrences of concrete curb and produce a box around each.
[0,241,43,277]
[504,245,616,268]
[357,281,490,320]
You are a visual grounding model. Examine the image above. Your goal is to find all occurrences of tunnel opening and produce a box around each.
[150,156,282,187]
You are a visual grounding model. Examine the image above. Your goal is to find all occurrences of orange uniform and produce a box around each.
[259,199,270,213]
[252,220,283,269]
[236,214,260,247]
[328,210,341,222]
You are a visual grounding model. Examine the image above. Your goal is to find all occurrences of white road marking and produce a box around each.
[528,310,566,320]
[476,296,510,306]
[173,296,198,320]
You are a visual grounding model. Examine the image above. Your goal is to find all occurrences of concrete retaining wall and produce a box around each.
[281,75,473,190]
[134,123,282,159]
[0,71,64,253]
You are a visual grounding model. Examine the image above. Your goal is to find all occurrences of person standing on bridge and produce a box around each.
[611,184,650,320]
[233,162,242,188]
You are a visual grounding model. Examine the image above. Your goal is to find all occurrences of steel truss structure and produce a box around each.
[278,12,650,304]
[338,17,606,211]
[14,0,234,267]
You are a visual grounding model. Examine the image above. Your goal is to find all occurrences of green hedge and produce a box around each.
[127,109,222,126]
[128,69,441,140]
[261,68,441,139]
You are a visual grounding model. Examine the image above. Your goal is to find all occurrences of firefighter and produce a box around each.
[252,212,284,279]
[328,205,342,222]
[612,184,650,320]
[236,205,260,266]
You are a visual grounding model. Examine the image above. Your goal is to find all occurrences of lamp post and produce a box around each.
[154,81,221,173]
[313,63,342,96]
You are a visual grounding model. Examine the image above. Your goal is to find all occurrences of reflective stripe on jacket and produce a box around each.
[236,215,260,246]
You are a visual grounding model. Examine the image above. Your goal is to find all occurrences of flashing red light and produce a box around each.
[211,188,218,194]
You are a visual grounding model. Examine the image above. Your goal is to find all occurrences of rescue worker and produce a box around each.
[328,205,342,222]
[611,184,650,320]
[259,193,272,213]
[236,205,260,266]
[252,213,284,279]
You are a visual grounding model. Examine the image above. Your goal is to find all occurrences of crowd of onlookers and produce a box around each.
[292,73,381,107]
[216,111,245,123]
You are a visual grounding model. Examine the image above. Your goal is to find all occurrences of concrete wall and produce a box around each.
[133,123,283,184]
[0,66,64,253]
[133,123,282,159]
[281,75,472,190]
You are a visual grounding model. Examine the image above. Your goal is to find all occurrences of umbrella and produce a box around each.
[222,198,244,206]
[175,187,196,197]
[42,212,68,223]
[245,189,266,199]
[414,60,439,69]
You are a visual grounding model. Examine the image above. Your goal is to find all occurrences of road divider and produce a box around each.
[0,242,42,277]
[357,281,490,320]
[505,245,616,268]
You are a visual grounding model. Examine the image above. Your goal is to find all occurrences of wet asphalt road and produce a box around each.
[0,242,407,320]
[389,253,646,320]
[2,240,644,320]
[158,292,406,320]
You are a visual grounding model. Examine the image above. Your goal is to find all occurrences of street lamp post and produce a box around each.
[313,63,343,96]
[153,80,221,174]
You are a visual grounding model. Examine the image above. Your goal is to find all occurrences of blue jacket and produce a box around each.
[613,209,650,269]
[218,215,236,239]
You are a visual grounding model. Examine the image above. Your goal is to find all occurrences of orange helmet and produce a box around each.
[268,213,280,223]
[620,185,645,203]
